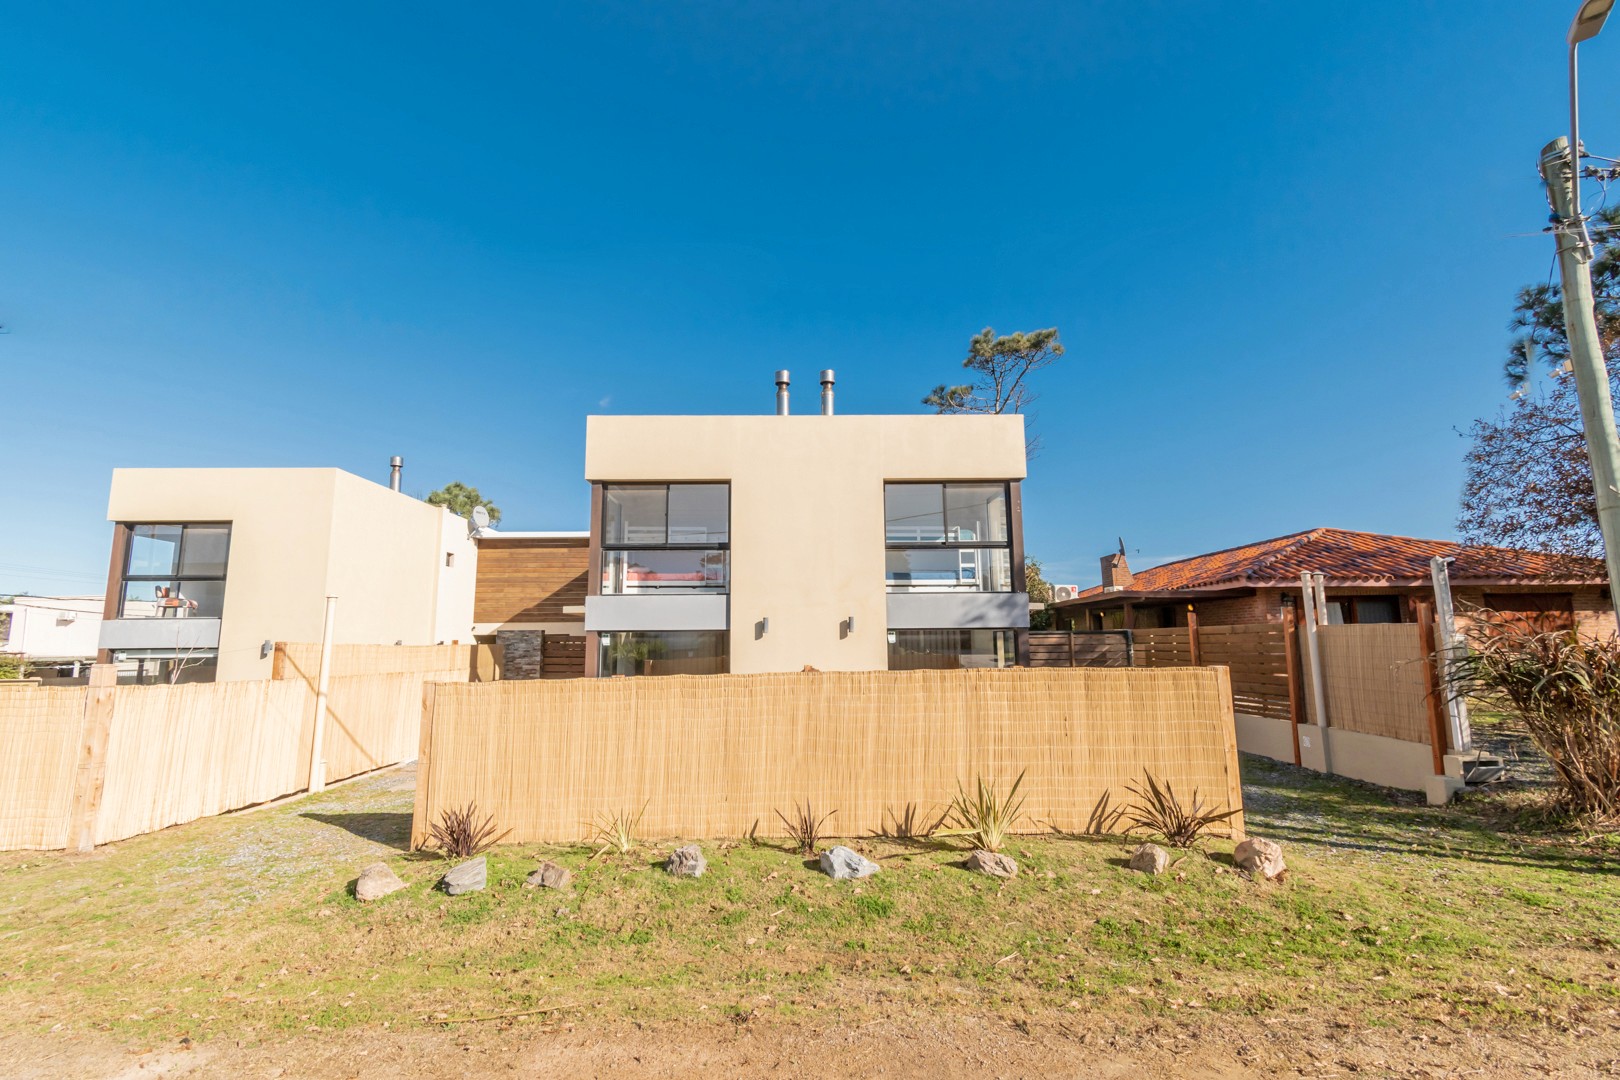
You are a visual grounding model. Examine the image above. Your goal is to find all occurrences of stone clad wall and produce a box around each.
[496,630,544,680]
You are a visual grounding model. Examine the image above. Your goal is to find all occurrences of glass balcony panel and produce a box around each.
[885,547,1010,592]
[121,579,226,619]
[601,549,728,594]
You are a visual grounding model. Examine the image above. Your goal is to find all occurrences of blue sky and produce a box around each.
[3,2,1615,594]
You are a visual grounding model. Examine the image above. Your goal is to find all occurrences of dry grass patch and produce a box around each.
[0,756,1615,1050]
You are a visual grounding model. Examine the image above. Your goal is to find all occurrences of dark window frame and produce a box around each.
[118,522,232,619]
[886,628,1016,670]
[884,481,1014,593]
[599,483,731,594]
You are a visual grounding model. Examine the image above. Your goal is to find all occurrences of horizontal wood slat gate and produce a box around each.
[542,635,586,679]
[1027,625,1292,722]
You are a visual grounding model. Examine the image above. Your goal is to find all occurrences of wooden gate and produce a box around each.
[542,635,586,679]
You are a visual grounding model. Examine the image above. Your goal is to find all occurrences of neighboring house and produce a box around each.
[96,467,478,683]
[0,595,103,675]
[581,373,1031,676]
[1051,528,1614,637]
[470,530,589,678]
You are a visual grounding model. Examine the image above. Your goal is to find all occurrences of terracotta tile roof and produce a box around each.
[1065,528,1606,602]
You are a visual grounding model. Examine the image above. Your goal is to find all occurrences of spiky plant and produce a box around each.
[937,770,1028,852]
[1122,772,1239,849]
[1448,615,1620,820]
[429,801,510,859]
[588,803,648,858]
[775,800,837,855]
[875,802,947,841]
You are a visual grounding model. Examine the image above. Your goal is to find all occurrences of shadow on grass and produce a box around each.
[1239,755,1619,876]
[302,811,412,851]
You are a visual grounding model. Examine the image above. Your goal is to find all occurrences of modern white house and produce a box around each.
[581,372,1031,676]
[95,466,478,683]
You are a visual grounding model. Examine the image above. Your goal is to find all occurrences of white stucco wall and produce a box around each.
[585,414,1028,674]
[433,506,479,644]
[104,468,465,681]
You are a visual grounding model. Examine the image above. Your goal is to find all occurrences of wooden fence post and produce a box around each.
[410,681,438,850]
[271,642,288,680]
[1067,631,1076,668]
[66,664,118,853]
[1211,665,1246,841]
[1281,603,1304,766]
[1186,606,1201,666]
[1414,599,1450,776]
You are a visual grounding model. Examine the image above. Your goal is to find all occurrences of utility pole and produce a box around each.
[1542,134,1620,605]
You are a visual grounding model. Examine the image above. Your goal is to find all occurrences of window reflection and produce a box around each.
[119,523,230,619]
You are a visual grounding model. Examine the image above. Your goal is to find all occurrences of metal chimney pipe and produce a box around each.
[389,455,403,492]
[775,370,790,416]
[819,369,835,416]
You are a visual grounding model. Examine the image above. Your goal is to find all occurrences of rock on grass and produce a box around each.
[1128,843,1169,876]
[440,856,487,895]
[820,846,879,880]
[354,862,406,901]
[964,850,1017,878]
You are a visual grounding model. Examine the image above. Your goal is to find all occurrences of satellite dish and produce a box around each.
[470,505,491,530]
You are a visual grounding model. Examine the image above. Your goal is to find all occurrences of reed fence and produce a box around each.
[1310,624,1433,743]
[411,667,1244,846]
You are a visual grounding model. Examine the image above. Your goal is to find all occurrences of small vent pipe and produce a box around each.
[820,369,835,415]
[389,455,403,492]
[775,370,790,415]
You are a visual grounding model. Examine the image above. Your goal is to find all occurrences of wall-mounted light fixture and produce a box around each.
[756,617,769,640]
[261,640,274,660]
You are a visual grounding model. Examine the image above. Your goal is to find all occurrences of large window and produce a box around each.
[597,631,729,677]
[888,629,1013,670]
[601,484,729,594]
[111,650,219,685]
[884,483,1012,592]
[119,524,231,619]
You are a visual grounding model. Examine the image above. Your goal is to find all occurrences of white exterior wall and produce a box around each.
[433,507,479,644]
[102,468,469,681]
[0,596,103,660]
[585,414,1028,674]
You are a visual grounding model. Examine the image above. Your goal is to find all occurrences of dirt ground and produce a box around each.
[3,1008,1618,1079]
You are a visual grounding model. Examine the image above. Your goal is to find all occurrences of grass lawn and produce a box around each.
[0,742,1617,1076]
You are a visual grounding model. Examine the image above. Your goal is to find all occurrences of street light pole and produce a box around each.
[1545,0,1620,605]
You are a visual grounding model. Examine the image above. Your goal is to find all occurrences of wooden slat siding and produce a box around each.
[1131,628,1193,667]
[412,668,1244,845]
[474,538,589,625]
[541,635,587,679]
[1024,632,1130,668]
[1198,624,1291,721]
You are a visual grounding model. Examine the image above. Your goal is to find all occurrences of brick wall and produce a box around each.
[1575,588,1617,639]
[1193,591,1281,626]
